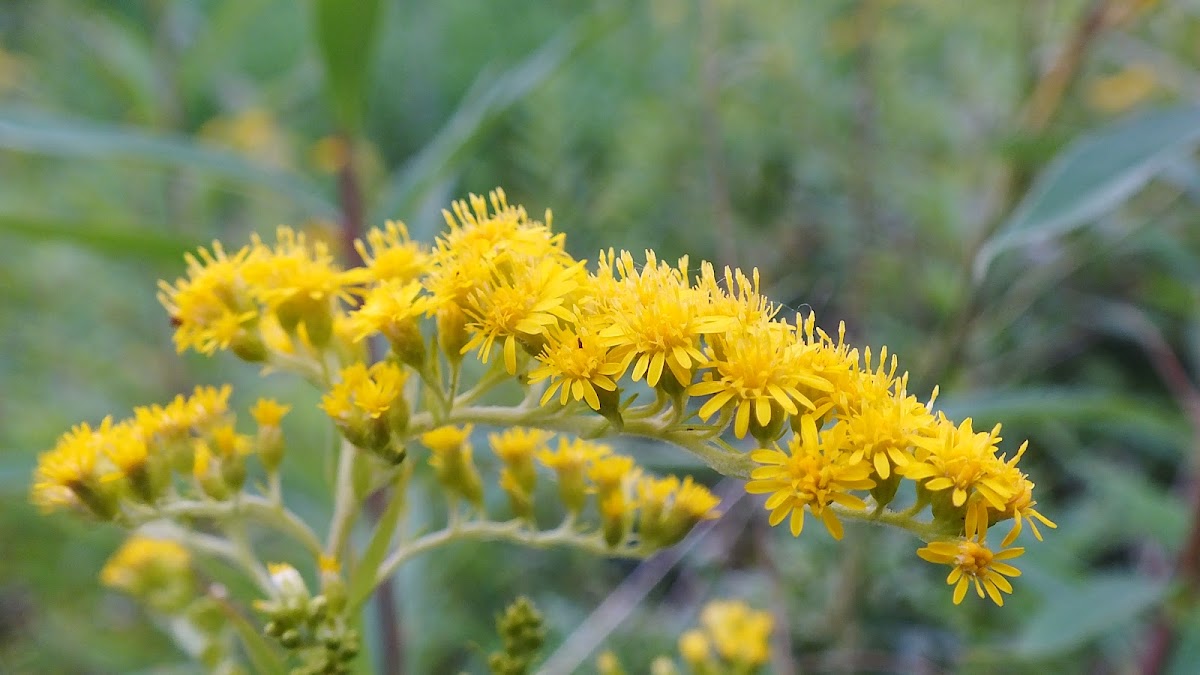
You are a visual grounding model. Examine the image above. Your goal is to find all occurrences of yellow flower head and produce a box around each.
[489,428,553,465]
[250,398,291,428]
[537,437,612,473]
[678,629,712,666]
[321,362,406,422]
[244,226,356,308]
[157,241,256,355]
[422,425,484,506]
[694,262,778,331]
[208,423,252,459]
[671,477,722,522]
[437,188,566,264]
[587,454,637,496]
[355,220,428,283]
[538,437,611,513]
[345,279,430,347]
[424,189,569,317]
[186,384,234,430]
[529,320,627,411]
[597,250,716,388]
[917,534,1023,606]
[97,420,148,476]
[100,535,191,595]
[699,599,774,667]
[242,226,359,345]
[903,416,1015,510]
[993,443,1058,547]
[690,320,831,440]
[837,371,938,480]
[421,424,474,456]
[33,419,108,499]
[461,256,583,374]
[796,315,860,409]
[746,415,874,539]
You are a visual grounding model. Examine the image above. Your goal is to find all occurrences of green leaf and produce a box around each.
[370,12,610,223]
[1078,461,1187,549]
[975,106,1200,281]
[218,596,287,675]
[1011,574,1166,658]
[0,214,199,263]
[313,0,383,131]
[347,486,407,611]
[0,109,336,217]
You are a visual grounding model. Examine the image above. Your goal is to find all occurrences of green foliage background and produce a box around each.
[2,0,1200,672]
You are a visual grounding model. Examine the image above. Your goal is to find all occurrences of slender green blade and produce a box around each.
[370,13,608,223]
[313,0,383,131]
[0,110,336,217]
[0,214,199,263]
[975,105,1200,281]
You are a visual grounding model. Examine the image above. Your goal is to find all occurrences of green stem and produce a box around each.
[326,439,362,559]
[371,519,651,591]
[407,405,754,478]
[150,496,323,555]
[833,505,944,542]
[142,521,274,594]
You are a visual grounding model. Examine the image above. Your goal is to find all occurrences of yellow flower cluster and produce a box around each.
[32,385,288,517]
[679,599,775,672]
[597,598,774,675]
[55,186,1056,609]
[100,535,194,611]
[419,426,721,550]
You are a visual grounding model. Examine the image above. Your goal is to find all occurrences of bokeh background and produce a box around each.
[2,0,1200,673]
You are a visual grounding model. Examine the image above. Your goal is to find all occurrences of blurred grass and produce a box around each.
[2,0,1200,672]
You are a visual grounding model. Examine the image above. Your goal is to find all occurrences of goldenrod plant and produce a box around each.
[33,188,1055,672]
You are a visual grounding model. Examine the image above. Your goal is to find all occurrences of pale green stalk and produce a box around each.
[370,519,652,594]
[326,438,362,559]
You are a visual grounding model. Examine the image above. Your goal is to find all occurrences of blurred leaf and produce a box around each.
[220,598,286,675]
[370,12,609,223]
[0,110,336,216]
[1012,574,1166,658]
[1078,460,1187,549]
[313,0,382,131]
[975,106,1200,281]
[0,214,198,263]
[348,486,407,611]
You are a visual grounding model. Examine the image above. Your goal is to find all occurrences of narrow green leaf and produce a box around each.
[0,110,336,216]
[975,106,1200,281]
[1012,574,1166,658]
[313,0,383,131]
[218,597,287,675]
[347,486,406,611]
[0,214,198,263]
[370,12,611,223]
[1078,461,1187,549]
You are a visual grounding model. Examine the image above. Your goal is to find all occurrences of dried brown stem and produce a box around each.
[335,136,406,675]
[1099,302,1200,675]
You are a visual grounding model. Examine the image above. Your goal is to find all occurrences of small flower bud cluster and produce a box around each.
[32,386,288,519]
[102,536,246,673]
[486,596,546,675]
[596,599,773,675]
[417,426,722,552]
[256,560,359,675]
[321,361,409,463]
